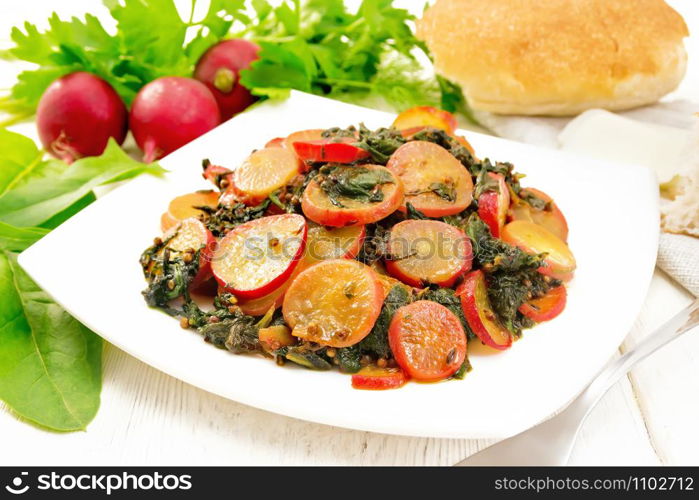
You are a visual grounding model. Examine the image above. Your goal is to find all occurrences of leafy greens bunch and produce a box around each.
[0,128,164,431]
[238,0,473,117]
[1,0,475,123]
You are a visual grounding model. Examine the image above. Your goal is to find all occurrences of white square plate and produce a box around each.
[19,92,659,438]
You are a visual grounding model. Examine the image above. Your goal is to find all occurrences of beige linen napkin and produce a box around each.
[658,233,699,296]
[477,103,699,296]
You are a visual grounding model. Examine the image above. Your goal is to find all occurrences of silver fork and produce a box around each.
[456,299,699,466]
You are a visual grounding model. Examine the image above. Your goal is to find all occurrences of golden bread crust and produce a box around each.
[416,0,689,116]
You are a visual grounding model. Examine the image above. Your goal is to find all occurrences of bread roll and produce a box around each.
[662,120,699,237]
[416,0,689,116]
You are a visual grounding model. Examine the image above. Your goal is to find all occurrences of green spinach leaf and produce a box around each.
[0,129,164,432]
[0,129,45,194]
[318,164,394,208]
[359,284,411,359]
[0,222,49,252]
[0,252,102,431]
[0,139,165,227]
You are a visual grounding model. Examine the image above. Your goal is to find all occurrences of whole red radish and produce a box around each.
[130,77,220,162]
[194,39,260,120]
[36,72,127,163]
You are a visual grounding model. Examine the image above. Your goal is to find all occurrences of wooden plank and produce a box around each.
[0,338,660,465]
[621,270,698,465]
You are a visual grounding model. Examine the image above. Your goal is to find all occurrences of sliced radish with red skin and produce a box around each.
[398,126,476,159]
[392,106,458,134]
[507,203,534,223]
[235,257,312,316]
[212,214,307,299]
[301,165,404,227]
[388,300,467,381]
[398,126,476,158]
[519,286,567,323]
[305,223,366,263]
[265,137,285,148]
[385,219,472,287]
[501,220,576,282]
[456,270,512,350]
[292,138,370,163]
[231,147,301,205]
[202,163,232,186]
[236,223,363,315]
[477,173,510,237]
[161,190,220,232]
[399,126,430,139]
[236,279,289,316]
[283,129,325,150]
[351,367,408,390]
[259,325,297,352]
[511,188,569,242]
[282,259,384,348]
[453,134,476,156]
[538,266,575,283]
[374,269,412,298]
[386,141,473,217]
[164,217,216,289]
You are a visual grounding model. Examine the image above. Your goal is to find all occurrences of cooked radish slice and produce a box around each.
[235,254,312,316]
[386,141,473,217]
[392,106,458,134]
[231,147,300,205]
[501,221,576,282]
[453,135,476,156]
[292,138,370,163]
[160,190,219,231]
[202,162,232,187]
[283,129,324,150]
[510,188,569,242]
[164,217,216,288]
[375,271,410,298]
[351,366,408,390]
[282,259,383,347]
[388,300,467,381]
[477,173,510,237]
[301,164,404,227]
[265,137,285,148]
[212,214,307,299]
[236,280,289,316]
[259,325,297,352]
[456,270,512,350]
[237,223,363,314]
[399,126,476,157]
[368,261,413,298]
[161,212,179,232]
[306,223,366,262]
[508,203,533,224]
[385,219,472,287]
[399,126,431,139]
[519,286,567,323]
